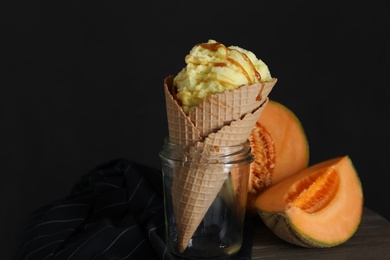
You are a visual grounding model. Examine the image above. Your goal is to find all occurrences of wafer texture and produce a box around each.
[163,75,276,252]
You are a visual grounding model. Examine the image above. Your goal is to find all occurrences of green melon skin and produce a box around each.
[257,210,358,248]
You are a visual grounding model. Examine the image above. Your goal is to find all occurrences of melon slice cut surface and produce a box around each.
[255,156,364,248]
[247,100,309,215]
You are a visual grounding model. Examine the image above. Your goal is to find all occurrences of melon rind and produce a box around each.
[258,210,359,248]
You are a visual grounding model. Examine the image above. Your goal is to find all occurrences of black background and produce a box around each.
[1,0,389,259]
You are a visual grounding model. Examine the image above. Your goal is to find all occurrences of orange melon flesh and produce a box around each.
[247,100,309,215]
[254,100,309,186]
[255,156,363,247]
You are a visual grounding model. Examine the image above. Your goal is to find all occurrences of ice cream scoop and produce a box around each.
[174,39,273,113]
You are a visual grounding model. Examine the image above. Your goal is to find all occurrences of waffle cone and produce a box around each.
[188,78,277,138]
[171,156,226,253]
[164,76,201,146]
[163,75,276,252]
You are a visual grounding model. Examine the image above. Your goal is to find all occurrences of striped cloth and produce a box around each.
[12,159,253,260]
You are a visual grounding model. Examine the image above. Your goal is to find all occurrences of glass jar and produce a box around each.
[159,138,253,259]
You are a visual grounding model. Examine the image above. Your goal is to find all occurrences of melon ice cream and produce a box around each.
[174,39,273,113]
[162,39,277,253]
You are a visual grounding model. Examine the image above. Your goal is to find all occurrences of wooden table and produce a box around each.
[251,207,390,259]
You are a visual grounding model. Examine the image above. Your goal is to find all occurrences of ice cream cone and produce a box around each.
[163,75,276,252]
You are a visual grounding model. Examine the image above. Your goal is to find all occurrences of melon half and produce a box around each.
[247,100,309,215]
[255,156,364,248]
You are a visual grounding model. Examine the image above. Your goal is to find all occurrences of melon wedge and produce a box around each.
[255,156,364,248]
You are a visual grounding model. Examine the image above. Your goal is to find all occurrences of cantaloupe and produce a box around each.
[246,100,309,214]
[255,155,364,247]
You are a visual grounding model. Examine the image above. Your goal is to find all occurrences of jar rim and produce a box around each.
[159,137,254,165]
[163,136,250,147]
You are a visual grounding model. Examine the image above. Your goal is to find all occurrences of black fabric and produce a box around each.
[13,159,253,260]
